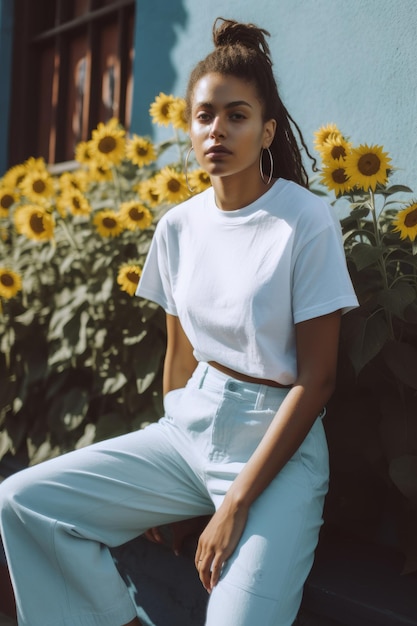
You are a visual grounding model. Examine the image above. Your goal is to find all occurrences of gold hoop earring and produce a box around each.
[259,148,274,185]
[184,146,195,193]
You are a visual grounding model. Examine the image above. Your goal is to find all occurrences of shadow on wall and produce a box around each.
[131,0,188,135]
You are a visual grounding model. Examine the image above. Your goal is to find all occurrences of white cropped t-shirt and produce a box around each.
[136,178,358,384]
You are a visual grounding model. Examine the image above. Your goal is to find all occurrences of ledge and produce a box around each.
[112,529,417,626]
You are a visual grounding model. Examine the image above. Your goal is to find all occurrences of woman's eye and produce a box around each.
[230,112,245,120]
[196,112,211,122]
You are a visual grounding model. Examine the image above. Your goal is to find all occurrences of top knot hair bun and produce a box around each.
[212,18,273,66]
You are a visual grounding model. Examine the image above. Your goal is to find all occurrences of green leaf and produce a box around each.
[0,376,18,411]
[376,283,416,319]
[102,371,128,395]
[380,185,413,196]
[47,386,90,435]
[94,412,127,442]
[133,332,164,394]
[350,242,382,271]
[389,455,417,506]
[382,340,417,390]
[342,312,390,374]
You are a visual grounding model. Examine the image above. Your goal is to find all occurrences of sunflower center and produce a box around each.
[29,213,46,234]
[129,207,144,221]
[331,146,346,160]
[126,271,140,285]
[405,208,417,228]
[357,153,381,177]
[161,104,171,118]
[98,136,117,154]
[33,179,46,194]
[73,197,81,209]
[103,217,117,229]
[332,168,349,184]
[136,146,149,156]
[0,273,14,287]
[167,179,181,193]
[1,194,14,209]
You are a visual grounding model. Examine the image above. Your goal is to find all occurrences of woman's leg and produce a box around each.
[205,417,329,626]
[0,420,214,626]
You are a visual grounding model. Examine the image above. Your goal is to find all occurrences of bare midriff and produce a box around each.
[208,361,292,389]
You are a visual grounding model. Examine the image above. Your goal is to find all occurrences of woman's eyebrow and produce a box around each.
[193,100,253,109]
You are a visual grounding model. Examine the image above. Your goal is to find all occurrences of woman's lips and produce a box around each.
[205,145,232,157]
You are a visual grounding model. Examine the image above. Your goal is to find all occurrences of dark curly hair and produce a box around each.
[185,18,315,188]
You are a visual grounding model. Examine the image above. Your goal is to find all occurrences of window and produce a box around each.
[10,0,135,165]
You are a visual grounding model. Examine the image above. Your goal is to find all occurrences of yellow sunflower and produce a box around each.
[59,171,89,195]
[321,162,351,197]
[87,161,114,183]
[126,135,156,167]
[314,124,343,152]
[0,188,17,218]
[154,167,189,203]
[149,93,176,127]
[135,178,161,208]
[21,169,55,202]
[344,144,391,192]
[14,204,54,241]
[24,156,48,173]
[90,121,126,167]
[117,264,142,296]
[0,268,22,299]
[59,190,92,217]
[320,136,352,165]
[187,168,211,193]
[93,209,124,237]
[119,201,153,230]
[392,202,417,242]
[169,98,189,132]
[75,140,94,166]
[1,163,28,190]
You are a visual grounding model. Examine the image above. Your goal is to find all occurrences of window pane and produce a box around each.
[37,45,56,161]
[65,35,89,159]
[35,0,57,33]
[97,21,120,123]
[73,0,91,18]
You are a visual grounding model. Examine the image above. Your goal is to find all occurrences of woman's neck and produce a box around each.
[211,173,275,212]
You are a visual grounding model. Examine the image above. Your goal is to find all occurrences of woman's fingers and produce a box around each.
[144,527,163,544]
[195,545,229,592]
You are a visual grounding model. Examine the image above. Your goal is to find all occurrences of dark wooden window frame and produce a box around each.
[9,0,134,166]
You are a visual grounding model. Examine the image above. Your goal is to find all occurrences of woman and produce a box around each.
[0,18,358,626]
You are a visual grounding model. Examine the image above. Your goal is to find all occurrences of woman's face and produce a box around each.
[189,72,276,182]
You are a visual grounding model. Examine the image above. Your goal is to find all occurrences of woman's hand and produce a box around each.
[195,500,248,592]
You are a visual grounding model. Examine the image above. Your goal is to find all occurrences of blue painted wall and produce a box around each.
[132,0,417,190]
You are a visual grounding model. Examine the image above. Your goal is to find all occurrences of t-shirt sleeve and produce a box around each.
[292,221,358,324]
[135,220,178,315]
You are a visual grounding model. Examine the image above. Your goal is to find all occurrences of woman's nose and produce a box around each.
[209,117,225,138]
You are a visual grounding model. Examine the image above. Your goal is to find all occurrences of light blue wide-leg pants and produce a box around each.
[0,363,329,626]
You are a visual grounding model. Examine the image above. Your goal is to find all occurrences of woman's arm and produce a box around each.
[195,310,341,591]
[145,314,202,552]
[163,313,198,395]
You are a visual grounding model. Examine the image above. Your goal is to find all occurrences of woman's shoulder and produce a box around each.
[159,187,213,226]
[275,178,336,231]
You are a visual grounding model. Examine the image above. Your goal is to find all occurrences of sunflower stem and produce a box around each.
[58,216,80,251]
[112,166,123,204]
[369,188,395,338]
[174,128,184,162]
